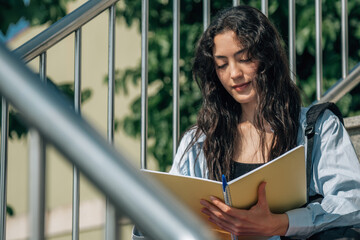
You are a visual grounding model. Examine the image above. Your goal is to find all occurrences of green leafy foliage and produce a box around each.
[114,0,360,171]
[116,0,217,170]
[294,0,360,112]
[0,0,73,36]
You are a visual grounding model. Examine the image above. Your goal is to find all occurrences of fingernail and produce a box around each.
[210,196,217,201]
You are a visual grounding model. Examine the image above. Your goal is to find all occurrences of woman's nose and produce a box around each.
[230,64,243,80]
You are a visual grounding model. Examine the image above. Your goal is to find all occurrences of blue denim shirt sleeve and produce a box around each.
[169,129,208,178]
[285,109,360,238]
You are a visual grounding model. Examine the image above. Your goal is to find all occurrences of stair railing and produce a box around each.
[12,0,121,239]
[0,42,215,240]
[313,0,360,104]
[2,0,360,239]
[309,0,360,104]
[318,63,360,104]
[1,0,214,239]
[14,0,117,62]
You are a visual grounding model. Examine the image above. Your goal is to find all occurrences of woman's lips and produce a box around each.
[233,82,251,91]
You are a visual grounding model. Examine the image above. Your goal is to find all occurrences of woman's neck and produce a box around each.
[240,101,257,123]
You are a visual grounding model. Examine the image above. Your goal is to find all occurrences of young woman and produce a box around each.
[169,5,360,240]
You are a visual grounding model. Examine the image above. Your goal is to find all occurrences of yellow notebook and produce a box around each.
[143,145,306,239]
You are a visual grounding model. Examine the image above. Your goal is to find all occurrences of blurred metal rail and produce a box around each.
[12,1,120,238]
[1,0,358,239]
[0,42,216,240]
[0,98,9,240]
[14,0,119,62]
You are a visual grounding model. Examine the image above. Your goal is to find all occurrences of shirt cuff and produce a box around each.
[285,207,314,238]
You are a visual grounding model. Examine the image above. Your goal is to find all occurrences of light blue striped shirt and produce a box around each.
[169,107,360,239]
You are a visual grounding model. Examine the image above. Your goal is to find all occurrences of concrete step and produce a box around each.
[344,115,360,161]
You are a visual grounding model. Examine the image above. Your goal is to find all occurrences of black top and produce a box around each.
[230,161,264,181]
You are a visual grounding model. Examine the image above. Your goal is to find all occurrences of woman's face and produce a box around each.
[213,31,259,106]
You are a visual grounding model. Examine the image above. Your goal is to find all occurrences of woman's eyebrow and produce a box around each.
[234,49,247,57]
[214,49,247,59]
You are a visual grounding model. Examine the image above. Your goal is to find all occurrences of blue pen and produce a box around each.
[222,174,238,240]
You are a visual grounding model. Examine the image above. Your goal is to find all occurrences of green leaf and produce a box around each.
[7,205,14,216]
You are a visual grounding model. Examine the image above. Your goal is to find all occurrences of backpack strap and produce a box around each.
[305,102,344,201]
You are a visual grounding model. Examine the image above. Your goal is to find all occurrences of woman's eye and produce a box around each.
[239,58,252,63]
[217,64,227,69]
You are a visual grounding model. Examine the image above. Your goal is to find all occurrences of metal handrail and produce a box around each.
[0,98,8,240]
[0,43,215,240]
[3,0,358,238]
[318,63,360,104]
[14,0,118,62]
[11,1,120,237]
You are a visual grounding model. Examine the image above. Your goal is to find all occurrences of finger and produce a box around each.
[200,199,221,212]
[257,181,268,207]
[209,196,232,212]
[200,199,225,217]
[210,196,244,217]
[201,206,210,215]
[209,217,259,236]
[201,199,238,224]
[210,196,249,219]
[208,217,239,235]
[201,204,236,223]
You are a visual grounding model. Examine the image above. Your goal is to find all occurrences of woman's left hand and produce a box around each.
[200,182,289,237]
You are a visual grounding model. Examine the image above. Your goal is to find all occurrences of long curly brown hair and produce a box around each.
[186,5,301,181]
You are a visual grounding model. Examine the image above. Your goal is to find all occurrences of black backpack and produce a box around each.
[282,102,360,240]
[304,102,344,200]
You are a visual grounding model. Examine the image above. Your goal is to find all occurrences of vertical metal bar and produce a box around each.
[203,0,210,31]
[173,0,180,158]
[72,28,81,240]
[341,0,348,79]
[29,130,46,240]
[261,0,268,17]
[105,4,118,240]
[315,0,323,100]
[40,53,47,84]
[0,98,9,240]
[107,6,115,146]
[29,52,47,240]
[289,0,296,83]
[141,0,149,169]
[233,0,240,6]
